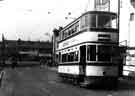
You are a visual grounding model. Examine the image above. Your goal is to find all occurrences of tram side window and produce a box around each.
[68,52,74,62]
[56,54,59,62]
[89,14,96,28]
[98,46,111,61]
[59,52,61,62]
[81,16,85,28]
[61,51,79,63]
[65,30,68,38]
[112,15,117,29]
[74,51,79,61]
[81,14,89,29]
[68,51,79,62]
[75,23,79,32]
[85,15,89,27]
[68,53,71,62]
[62,32,65,40]
[87,45,96,61]
[62,54,67,62]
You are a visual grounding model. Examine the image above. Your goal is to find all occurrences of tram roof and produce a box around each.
[61,11,117,32]
[82,11,117,16]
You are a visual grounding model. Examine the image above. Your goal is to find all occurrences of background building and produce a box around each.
[91,0,135,76]
[0,39,53,65]
[120,0,135,47]
[92,0,135,46]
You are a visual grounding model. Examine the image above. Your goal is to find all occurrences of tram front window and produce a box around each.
[98,15,111,28]
[89,14,117,29]
[87,45,96,61]
[89,14,96,28]
[98,46,111,61]
[98,14,117,29]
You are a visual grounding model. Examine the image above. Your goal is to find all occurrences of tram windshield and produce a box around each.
[87,45,112,62]
[89,14,117,29]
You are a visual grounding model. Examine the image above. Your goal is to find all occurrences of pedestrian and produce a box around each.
[12,56,17,69]
[0,70,4,87]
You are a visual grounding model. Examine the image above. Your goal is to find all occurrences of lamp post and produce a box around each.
[52,28,59,66]
[1,34,5,66]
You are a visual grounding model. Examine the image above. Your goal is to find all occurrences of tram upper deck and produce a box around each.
[58,11,119,51]
[59,11,118,42]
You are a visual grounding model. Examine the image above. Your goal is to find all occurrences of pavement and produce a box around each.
[0,66,135,96]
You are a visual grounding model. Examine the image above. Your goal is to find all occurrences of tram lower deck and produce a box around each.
[57,43,125,85]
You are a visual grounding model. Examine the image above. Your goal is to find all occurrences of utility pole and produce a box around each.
[118,0,120,44]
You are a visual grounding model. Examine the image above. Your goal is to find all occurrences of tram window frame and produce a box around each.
[61,51,79,63]
[97,14,111,28]
[62,32,64,40]
[111,15,117,29]
[85,15,89,27]
[62,54,67,62]
[59,52,61,63]
[76,23,79,32]
[60,31,63,41]
[87,45,96,61]
[89,14,97,28]
[81,16,85,29]
[81,14,89,29]
[97,45,111,61]
[74,51,79,61]
[65,30,68,38]
[60,21,80,40]
[68,52,74,62]
[89,13,117,29]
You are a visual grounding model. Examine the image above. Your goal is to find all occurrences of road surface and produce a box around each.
[0,66,135,96]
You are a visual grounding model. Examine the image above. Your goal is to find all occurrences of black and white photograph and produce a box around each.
[0,0,135,96]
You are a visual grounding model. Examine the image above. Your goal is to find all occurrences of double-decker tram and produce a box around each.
[56,11,125,86]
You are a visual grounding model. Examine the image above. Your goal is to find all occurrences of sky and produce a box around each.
[0,0,88,41]
[0,0,133,44]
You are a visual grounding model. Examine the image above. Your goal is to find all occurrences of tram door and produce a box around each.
[80,45,86,77]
